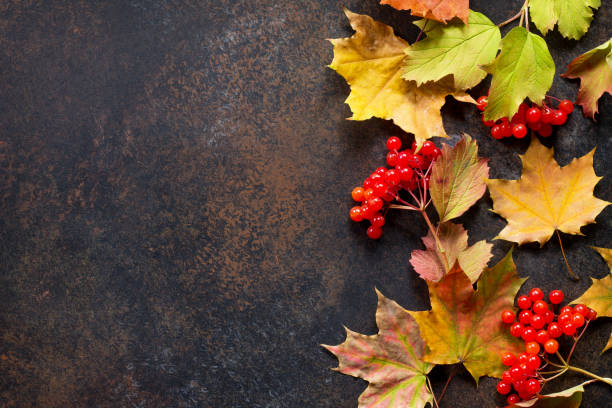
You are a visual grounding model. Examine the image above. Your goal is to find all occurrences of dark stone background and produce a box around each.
[0,0,610,407]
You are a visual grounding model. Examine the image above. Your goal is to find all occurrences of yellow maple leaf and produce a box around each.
[329,8,474,147]
[486,137,610,246]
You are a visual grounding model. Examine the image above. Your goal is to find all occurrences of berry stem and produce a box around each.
[546,95,562,102]
[555,350,568,367]
[556,230,578,280]
[389,203,419,212]
[566,365,612,386]
[566,320,590,364]
[420,209,449,271]
[415,20,428,43]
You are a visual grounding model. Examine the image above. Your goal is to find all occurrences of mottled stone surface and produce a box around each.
[0,0,610,407]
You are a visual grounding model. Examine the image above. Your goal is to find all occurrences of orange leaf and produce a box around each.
[381,0,469,24]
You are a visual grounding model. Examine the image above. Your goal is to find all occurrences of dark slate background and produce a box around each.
[0,0,610,407]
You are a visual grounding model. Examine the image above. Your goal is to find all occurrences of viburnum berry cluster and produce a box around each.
[497,288,597,404]
[349,137,441,239]
[477,96,574,139]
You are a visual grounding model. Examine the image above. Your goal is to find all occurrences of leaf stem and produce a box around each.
[555,350,568,367]
[420,209,449,271]
[437,366,456,404]
[427,376,440,408]
[556,230,578,280]
[567,365,612,386]
[498,10,522,28]
[415,20,428,43]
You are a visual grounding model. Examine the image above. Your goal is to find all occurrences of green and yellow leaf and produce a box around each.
[410,222,492,283]
[562,39,612,119]
[329,9,474,147]
[402,11,500,90]
[430,134,489,222]
[409,251,526,383]
[486,137,610,246]
[380,0,469,24]
[483,27,555,122]
[572,247,612,353]
[324,289,434,408]
[529,0,601,40]
[514,382,587,407]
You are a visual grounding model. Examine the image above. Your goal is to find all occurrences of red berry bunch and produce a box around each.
[476,96,574,140]
[497,288,597,404]
[349,137,441,239]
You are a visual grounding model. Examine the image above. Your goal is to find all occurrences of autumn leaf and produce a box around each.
[483,27,555,122]
[529,0,601,40]
[409,250,526,383]
[410,222,492,283]
[329,9,474,147]
[562,39,612,119]
[323,289,434,408]
[572,247,612,353]
[514,382,587,408]
[486,137,610,246]
[430,134,489,222]
[380,0,468,24]
[402,11,500,90]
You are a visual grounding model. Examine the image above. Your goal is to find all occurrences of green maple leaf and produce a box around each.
[402,11,500,90]
[483,27,555,121]
[324,289,434,408]
[409,250,526,383]
[529,0,601,40]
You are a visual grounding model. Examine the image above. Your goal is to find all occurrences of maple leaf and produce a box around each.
[410,222,492,283]
[430,134,489,222]
[328,9,474,147]
[529,0,601,40]
[561,39,612,119]
[486,137,610,246]
[483,27,555,122]
[572,247,612,353]
[402,11,501,90]
[380,0,469,24]
[323,289,434,408]
[409,250,526,383]
[514,382,588,407]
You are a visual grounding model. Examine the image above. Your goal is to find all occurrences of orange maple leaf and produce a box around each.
[380,0,469,24]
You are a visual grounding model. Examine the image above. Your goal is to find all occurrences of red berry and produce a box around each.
[517,295,532,309]
[573,304,588,316]
[386,151,399,166]
[551,110,567,125]
[541,106,554,123]
[562,323,576,336]
[547,322,562,338]
[349,206,363,222]
[521,327,536,342]
[535,329,549,344]
[518,352,530,364]
[538,123,553,137]
[366,197,383,212]
[532,300,548,315]
[510,322,524,337]
[559,99,574,114]
[477,96,488,111]
[586,308,597,321]
[491,125,504,139]
[386,136,401,151]
[502,370,513,383]
[544,339,559,354]
[502,310,516,324]
[371,214,385,228]
[529,288,544,301]
[559,306,573,315]
[375,167,387,176]
[530,314,546,330]
[526,107,541,123]
[558,313,572,326]
[363,178,374,190]
[526,379,541,395]
[549,290,564,304]
[352,187,365,202]
[397,151,410,167]
[367,226,383,239]
[482,115,495,127]
[518,310,532,325]
[363,188,376,200]
[497,381,512,395]
[406,154,424,169]
[397,166,414,182]
[543,310,554,324]
[512,123,528,138]
[500,121,512,137]
[502,352,516,366]
[430,147,441,158]
[572,313,585,328]
[525,341,540,355]
[507,394,520,405]
[421,141,435,155]
[528,120,542,131]
[527,355,540,371]
[384,169,400,186]
[510,366,523,381]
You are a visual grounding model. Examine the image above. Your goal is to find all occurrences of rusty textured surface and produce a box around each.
[0,0,610,407]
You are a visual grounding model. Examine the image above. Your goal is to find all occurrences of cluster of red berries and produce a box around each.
[476,96,574,139]
[497,288,597,404]
[349,137,441,239]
